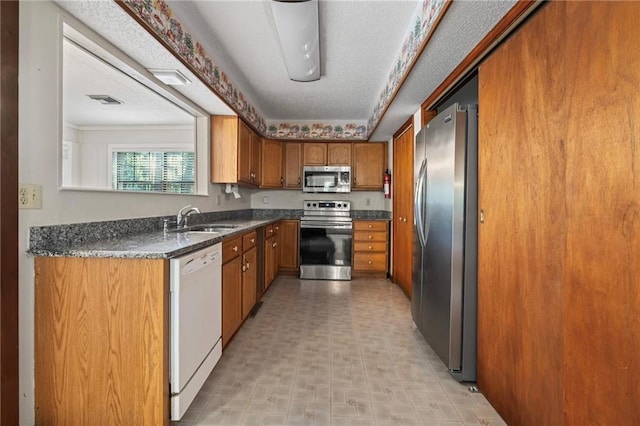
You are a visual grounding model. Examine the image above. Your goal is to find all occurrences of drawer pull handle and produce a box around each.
[368,246,373,250]
[368,260,372,265]
[368,224,373,228]
[368,235,373,239]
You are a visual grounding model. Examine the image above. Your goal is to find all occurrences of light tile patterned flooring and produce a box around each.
[174,276,505,426]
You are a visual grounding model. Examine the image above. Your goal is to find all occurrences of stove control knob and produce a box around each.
[306,202,311,207]
[312,203,317,207]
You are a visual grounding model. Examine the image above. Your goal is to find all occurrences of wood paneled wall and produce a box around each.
[478,2,640,424]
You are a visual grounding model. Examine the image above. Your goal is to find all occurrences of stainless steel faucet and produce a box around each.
[177,205,201,228]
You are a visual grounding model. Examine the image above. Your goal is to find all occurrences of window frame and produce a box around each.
[109,144,196,194]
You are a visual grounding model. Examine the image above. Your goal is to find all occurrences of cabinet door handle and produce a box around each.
[246,261,250,270]
[233,246,238,252]
[273,242,277,248]
[250,238,255,244]
[242,264,246,272]
[280,177,284,184]
[298,177,301,184]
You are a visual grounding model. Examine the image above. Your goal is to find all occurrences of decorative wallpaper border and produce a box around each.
[119,0,267,133]
[266,121,368,140]
[367,0,449,135]
[118,0,448,140]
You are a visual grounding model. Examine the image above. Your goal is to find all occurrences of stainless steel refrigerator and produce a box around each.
[412,102,478,382]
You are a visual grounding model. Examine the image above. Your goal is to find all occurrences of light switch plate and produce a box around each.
[19,183,42,209]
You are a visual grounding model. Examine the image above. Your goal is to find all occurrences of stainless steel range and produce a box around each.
[299,200,352,280]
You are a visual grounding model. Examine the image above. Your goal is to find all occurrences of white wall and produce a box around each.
[69,126,194,189]
[251,189,387,211]
[18,2,251,424]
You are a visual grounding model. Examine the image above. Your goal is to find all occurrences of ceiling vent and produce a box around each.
[87,94,123,105]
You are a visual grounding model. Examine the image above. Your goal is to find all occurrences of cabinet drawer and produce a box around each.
[353,221,387,232]
[353,252,388,272]
[354,241,387,253]
[265,224,275,238]
[242,231,257,251]
[353,231,387,242]
[222,235,242,263]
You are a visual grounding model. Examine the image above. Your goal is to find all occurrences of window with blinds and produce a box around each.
[112,151,195,194]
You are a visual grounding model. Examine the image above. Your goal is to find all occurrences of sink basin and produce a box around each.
[169,223,241,234]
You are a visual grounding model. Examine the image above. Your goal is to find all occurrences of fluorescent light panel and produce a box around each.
[270,0,320,82]
[148,69,191,86]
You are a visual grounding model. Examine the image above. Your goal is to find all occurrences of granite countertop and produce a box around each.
[28,208,391,259]
[28,218,279,260]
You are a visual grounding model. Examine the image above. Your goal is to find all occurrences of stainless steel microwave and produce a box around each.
[302,166,351,193]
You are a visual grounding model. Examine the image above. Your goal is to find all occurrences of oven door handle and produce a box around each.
[301,222,353,230]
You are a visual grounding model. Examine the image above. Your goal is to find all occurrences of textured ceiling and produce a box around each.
[167,0,418,121]
[63,38,194,127]
[55,0,517,141]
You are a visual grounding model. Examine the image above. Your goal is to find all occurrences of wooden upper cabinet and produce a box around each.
[283,142,302,189]
[251,132,261,186]
[261,139,283,188]
[327,143,351,165]
[352,142,387,190]
[303,142,351,166]
[237,119,253,184]
[303,143,327,165]
[211,115,260,186]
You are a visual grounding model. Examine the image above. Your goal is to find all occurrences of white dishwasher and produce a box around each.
[170,242,222,420]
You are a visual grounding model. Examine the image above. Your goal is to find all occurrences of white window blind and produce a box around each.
[112,151,195,194]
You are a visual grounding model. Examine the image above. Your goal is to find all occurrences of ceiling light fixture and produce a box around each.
[270,0,320,82]
[148,69,191,86]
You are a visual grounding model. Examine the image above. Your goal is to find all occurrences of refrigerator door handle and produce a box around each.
[414,160,427,247]
[423,158,431,244]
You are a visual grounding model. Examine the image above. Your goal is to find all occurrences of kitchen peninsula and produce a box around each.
[29,207,389,423]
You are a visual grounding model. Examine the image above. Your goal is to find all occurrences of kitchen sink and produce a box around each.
[169,223,242,234]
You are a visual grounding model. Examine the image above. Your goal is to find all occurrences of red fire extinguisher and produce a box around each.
[384,169,391,198]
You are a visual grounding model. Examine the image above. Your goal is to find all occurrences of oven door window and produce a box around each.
[300,227,352,266]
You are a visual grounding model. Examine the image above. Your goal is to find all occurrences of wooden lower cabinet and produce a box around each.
[241,231,258,319]
[34,257,170,425]
[263,223,279,290]
[352,220,389,277]
[222,231,259,347]
[222,235,243,348]
[278,219,299,274]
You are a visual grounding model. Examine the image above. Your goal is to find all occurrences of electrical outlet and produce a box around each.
[19,183,42,209]
[366,198,371,206]
[263,196,269,204]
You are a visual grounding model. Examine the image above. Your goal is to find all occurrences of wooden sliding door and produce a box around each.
[478,2,640,424]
